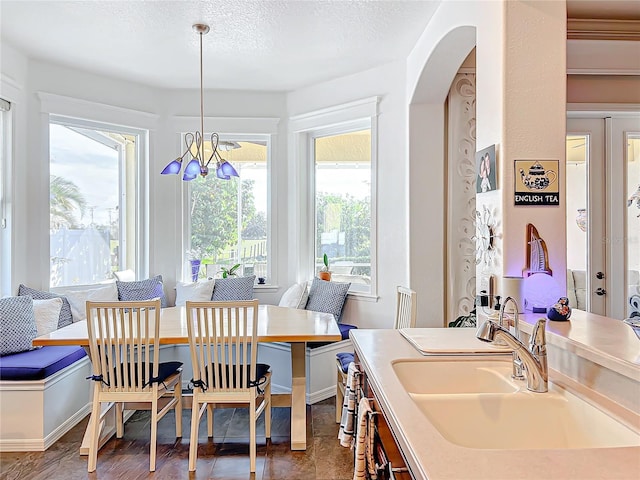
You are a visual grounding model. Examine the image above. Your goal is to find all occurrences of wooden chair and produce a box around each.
[186,300,271,473]
[336,286,417,422]
[85,299,183,472]
[393,285,418,329]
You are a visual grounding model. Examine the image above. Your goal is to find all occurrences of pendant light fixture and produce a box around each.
[161,24,239,181]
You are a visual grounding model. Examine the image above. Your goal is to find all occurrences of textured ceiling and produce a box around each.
[0,0,440,92]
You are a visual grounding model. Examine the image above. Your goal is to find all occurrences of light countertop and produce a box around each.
[517,309,640,381]
[351,322,640,480]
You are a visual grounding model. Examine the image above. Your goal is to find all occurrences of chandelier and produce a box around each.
[161,24,239,181]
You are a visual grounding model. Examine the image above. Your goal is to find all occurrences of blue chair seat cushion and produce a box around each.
[107,361,183,386]
[197,363,271,389]
[336,352,354,373]
[0,346,87,381]
[338,323,358,340]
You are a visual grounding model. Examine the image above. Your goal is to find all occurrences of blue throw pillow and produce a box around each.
[305,278,350,322]
[116,275,167,307]
[18,284,73,328]
[0,296,37,356]
[211,276,256,301]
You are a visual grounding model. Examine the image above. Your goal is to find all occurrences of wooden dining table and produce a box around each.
[32,304,341,453]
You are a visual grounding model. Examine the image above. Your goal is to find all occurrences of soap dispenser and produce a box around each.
[488,295,501,321]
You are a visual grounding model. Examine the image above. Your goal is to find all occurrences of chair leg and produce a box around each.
[265,381,272,439]
[250,397,257,473]
[87,396,102,473]
[189,399,203,471]
[174,381,183,438]
[336,369,344,423]
[116,401,124,438]
[207,403,214,438]
[150,396,158,472]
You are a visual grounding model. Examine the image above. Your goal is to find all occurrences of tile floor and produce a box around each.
[0,398,354,480]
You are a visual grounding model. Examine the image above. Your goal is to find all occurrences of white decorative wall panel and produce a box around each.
[446,73,476,323]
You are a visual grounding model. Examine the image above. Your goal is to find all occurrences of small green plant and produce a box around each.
[321,253,329,272]
[219,263,241,278]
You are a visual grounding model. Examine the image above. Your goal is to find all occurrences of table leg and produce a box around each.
[290,342,307,450]
[80,403,135,455]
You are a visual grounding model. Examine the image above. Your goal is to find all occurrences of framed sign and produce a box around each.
[514,159,559,206]
[476,144,497,193]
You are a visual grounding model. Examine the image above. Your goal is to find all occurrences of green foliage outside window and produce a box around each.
[189,177,265,262]
[315,193,370,265]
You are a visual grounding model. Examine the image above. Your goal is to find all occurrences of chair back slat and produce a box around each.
[186,300,258,393]
[86,300,161,393]
[394,286,417,329]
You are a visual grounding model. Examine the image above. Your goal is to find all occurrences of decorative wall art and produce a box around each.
[476,144,497,193]
[514,159,559,205]
[474,205,500,267]
[523,223,552,277]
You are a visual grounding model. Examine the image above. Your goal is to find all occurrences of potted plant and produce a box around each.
[219,263,241,278]
[318,253,331,281]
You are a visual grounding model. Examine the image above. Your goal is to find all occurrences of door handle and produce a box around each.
[595,287,607,296]
[596,271,605,280]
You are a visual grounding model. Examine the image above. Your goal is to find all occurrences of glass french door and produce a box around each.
[567,115,640,319]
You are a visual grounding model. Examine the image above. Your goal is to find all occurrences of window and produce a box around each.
[186,136,270,283]
[312,125,373,293]
[0,98,10,296]
[49,116,142,287]
[290,97,378,296]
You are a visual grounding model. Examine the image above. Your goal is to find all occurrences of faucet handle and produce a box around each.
[529,318,547,355]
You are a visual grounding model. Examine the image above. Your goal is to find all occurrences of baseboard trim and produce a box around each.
[307,385,337,405]
[43,404,91,450]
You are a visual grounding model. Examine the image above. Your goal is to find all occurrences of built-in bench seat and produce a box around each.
[0,346,91,452]
[0,346,87,380]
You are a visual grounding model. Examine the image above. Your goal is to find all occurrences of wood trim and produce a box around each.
[567,19,640,41]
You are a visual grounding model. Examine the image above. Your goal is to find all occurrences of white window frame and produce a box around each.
[48,114,148,284]
[181,132,275,286]
[290,97,379,298]
[0,98,11,297]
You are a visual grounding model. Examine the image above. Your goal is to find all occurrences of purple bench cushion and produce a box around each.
[0,346,87,381]
[336,352,354,373]
[338,323,358,340]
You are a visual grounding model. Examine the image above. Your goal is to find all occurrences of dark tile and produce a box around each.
[312,436,354,480]
[268,407,291,437]
[209,455,266,480]
[0,397,353,480]
[311,402,341,437]
[263,437,317,480]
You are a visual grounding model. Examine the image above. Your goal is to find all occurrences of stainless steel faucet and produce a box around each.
[476,318,548,393]
[499,296,525,381]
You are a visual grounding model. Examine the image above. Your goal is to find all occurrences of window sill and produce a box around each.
[347,291,379,302]
[254,284,280,292]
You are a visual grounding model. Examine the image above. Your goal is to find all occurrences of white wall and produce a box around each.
[2,48,291,307]
[1,44,406,327]
[287,60,410,328]
[407,0,568,325]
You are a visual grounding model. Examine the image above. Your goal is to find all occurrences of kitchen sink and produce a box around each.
[392,357,519,394]
[409,386,640,449]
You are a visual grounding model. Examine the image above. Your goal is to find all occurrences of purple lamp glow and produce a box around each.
[161,159,182,175]
[220,160,239,178]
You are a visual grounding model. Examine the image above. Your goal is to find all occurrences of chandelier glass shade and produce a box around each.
[161,24,239,182]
